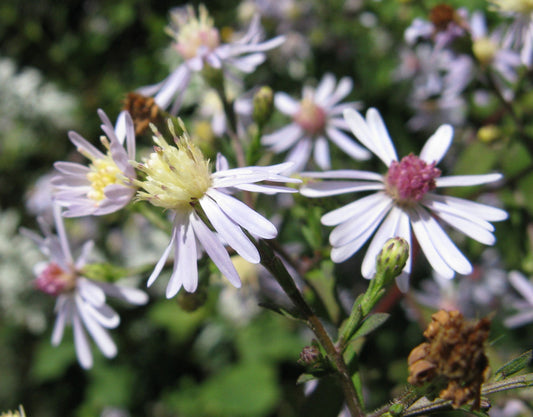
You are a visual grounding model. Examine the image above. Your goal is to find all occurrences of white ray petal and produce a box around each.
[274,92,299,115]
[154,65,191,109]
[147,228,177,287]
[314,136,331,170]
[200,196,259,263]
[72,313,93,369]
[93,281,148,305]
[343,108,387,164]
[302,169,383,181]
[509,271,533,305]
[190,213,242,288]
[410,208,455,279]
[366,108,398,166]
[78,278,106,307]
[300,181,384,197]
[286,137,312,173]
[419,124,453,164]
[322,192,389,226]
[432,194,508,221]
[423,195,494,231]
[315,73,336,103]
[434,210,496,245]
[324,76,353,108]
[326,127,372,160]
[76,295,117,358]
[208,189,277,239]
[51,296,70,346]
[436,173,503,187]
[85,302,120,329]
[261,123,302,149]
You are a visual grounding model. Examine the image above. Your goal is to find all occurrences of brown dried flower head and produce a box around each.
[429,4,457,31]
[407,310,491,410]
[123,92,162,135]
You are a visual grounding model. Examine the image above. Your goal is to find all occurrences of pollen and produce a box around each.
[168,5,220,60]
[86,148,123,203]
[135,121,212,211]
[385,154,441,207]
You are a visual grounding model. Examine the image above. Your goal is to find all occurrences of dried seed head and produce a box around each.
[123,92,162,135]
[407,310,491,410]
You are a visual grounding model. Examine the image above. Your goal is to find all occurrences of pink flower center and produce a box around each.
[35,262,76,296]
[385,154,441,205]
[293,98,326,136]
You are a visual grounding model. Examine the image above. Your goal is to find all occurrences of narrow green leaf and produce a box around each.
[494,350,532,381]
[351,313,390,340]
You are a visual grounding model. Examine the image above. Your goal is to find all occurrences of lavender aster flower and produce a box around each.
[138,5,284,114]
[53,110,137,217]
[21,205,148,369]
[261,73,370,173]
[300,108,507,289]
[134,121,300,298]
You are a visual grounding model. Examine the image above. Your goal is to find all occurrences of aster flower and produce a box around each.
[21,204,148,369]
[138,5,284,114]
[261,73,370,173]
[133,121,300,298]
[52,109,137,217]
[504,271,533,328]
[491,0,533,66]
[300,107,507,289]
[470,11,522,99]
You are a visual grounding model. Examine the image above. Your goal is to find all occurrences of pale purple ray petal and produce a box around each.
[68,131,106,160]
[504,310,533,328]
[84,302,120,329]
[413,205,472,275]
[147,227,177,287]
[51,296,70,346]
[228,53,266,72]
[75,294,117,358]
[509,271,533,305]
[409,207,455,279]
[419,124,453,164]
[430,194,508,221]
[54,162,91,175]
[78,278,106,307]
[314,136,331,170]
[200,196,259,263]
[436,173,503,187]
[329,197,392,246]
[53,204,73,264]
[92,281,149,305]
[326,127,372,160]
[72,312,93,369]
[361,206,404,278]
[233,183,296,194]
[75,240,94,270]
[177,217,198,294]
[261,123,303,151]
[286,137,312,173]
[154,65,191,109]
[322,192,389,226]
[216,153,230,172]
[190,213,242,288]
[300,181,384,197]
[207,189,277,239]
[302,170,383,181]
[324,76,353,108]
[315,73,336,103]
[274,92,299,115]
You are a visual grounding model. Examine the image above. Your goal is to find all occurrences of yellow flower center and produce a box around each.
[136,122,212,211]
[169,5,220,60]
[491,0,533,13]
[472,37,498,65]
[81,136,125,204]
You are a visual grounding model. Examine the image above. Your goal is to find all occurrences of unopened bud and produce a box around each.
[252,86,274,127]
[477,125,501,143]
[375,237,409,287]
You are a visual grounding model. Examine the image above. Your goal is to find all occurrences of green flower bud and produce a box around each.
[252,86,274,127]
[375,237,409,287]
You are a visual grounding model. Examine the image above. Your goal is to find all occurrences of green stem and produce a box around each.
[256,239,364,417]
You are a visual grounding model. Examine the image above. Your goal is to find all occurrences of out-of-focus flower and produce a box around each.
[300,108,507,290]
[52,110,137,217]
[470,11,522,100]
[504,271,533,327]
[21,205,148,369]
[0,405,26,417]
[492,0,533,66]
[25,172,56,223]
[133,121,300,298]
[138,5,284,114]
[262,73,370,173]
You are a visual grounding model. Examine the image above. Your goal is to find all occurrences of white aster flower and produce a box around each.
[504,271,533,327]
[262,73,370,173]
[138,5,284,114]
[21,204,148,369]
[52,109,137,217]
[134,121,300,298]
[300,107,508,290]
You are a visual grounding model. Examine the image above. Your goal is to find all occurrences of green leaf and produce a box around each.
[351,313,390,340]
[494,350,532,381]
[31,338,76,382]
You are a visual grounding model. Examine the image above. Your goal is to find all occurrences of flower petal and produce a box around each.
[147,228,176,287]
[366,108,399,165]
[326,127,372,160]
[314,136,331,170]
[419,124,453,164]
[436,173,503,187]
[274,92,299,115]
[300,181,384,197]
[509,271,533,305]
[322,192,389,226]
[72,312,93,369]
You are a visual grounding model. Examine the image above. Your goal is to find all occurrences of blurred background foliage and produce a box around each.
[1,0,533,416]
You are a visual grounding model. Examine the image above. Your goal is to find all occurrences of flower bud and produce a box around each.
[252,86,274,127]
[477,125,501,143]
[375,237,409,287]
